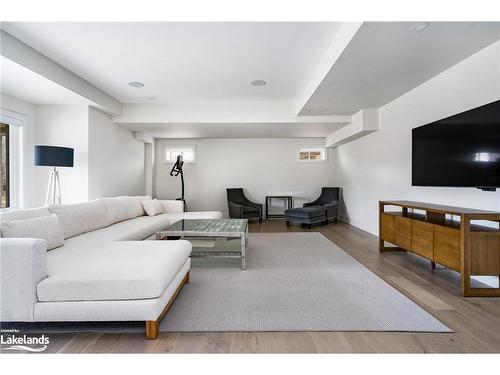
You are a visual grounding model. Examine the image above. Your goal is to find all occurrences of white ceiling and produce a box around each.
[2,21,500,140]
[1,22,341,103]
[118,121,347,139]
[299,22,500,115]
[0,56,92,105]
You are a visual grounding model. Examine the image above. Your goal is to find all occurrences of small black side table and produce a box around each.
[265,195,293,221]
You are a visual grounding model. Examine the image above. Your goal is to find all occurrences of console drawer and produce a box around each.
[434,225,461,272]
[380,213,395,243]
[411,220,434,260]
[395,216,412,249]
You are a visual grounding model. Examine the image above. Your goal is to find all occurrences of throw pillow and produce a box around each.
[48,199,109,239]
[142,199,164,216]
[0,214,64,250]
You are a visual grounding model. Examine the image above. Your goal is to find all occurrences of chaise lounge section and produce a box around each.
[0,196,222,339]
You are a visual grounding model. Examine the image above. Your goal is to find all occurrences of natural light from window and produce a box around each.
[165,145,196,163]
[297,146,327,162]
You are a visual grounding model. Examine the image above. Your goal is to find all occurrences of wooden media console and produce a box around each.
[379,200,500,297]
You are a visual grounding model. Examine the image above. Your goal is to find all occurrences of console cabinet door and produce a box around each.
[434,225,461,272]
[380,213,395,243]
[411,221,434,260]
[395,216,412,249]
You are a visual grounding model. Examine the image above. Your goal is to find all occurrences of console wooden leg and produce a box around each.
[460,215,471,297]
[145,321,159,339]
[431,261,436,269]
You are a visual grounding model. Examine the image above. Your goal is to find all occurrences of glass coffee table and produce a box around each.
[155,219,249,270]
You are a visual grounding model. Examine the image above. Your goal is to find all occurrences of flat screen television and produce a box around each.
[412,100,500,190]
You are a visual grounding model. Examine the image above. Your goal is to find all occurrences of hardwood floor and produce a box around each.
[14,220,500,353]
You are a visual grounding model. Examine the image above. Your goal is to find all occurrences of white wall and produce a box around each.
[88,106,145,199]
[34,105,146,203]
[336,41,500,235]
[155,138,338,216]
[0,93,38,208]
[1,100,145,206]
[35,105,89,204]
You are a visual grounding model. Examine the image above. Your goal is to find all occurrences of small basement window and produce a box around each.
[297,146,328,162]
[164,144,196,163]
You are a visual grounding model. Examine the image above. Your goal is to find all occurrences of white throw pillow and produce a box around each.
[0,214,64,250]
[48,200,109,239]
[142,199,164,216]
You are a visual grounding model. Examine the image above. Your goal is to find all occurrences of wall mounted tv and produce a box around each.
[412,100,500,191]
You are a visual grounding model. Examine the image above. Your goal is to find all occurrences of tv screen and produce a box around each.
[412,100,500,188]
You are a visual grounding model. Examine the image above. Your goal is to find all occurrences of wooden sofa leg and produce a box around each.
[144,271,190,339]
[145,320,159,340]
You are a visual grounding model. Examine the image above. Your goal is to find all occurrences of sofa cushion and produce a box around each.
[100,197,137,225]
[101,196,152,224]
[48,200,109,239]
[37,240,192,302]
[161,211,223,223]
[0,214,64,250]
[63,213,173,244]
[0,207,50,222]
[159,200,184,213]
[61,210,224,247]
[125,195,151,217]
[142,199,164,216]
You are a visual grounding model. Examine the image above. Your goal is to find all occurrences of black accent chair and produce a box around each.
[303,187,340,223]
[226,188,263,223]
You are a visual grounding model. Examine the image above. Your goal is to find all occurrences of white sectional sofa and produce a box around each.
[0,196,222,339]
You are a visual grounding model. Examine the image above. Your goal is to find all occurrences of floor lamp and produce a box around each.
[34,145,74,205]
[169,154,186,211]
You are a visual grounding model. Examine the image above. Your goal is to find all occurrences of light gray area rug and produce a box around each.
[160,233,450,332]
[4,233,450,334]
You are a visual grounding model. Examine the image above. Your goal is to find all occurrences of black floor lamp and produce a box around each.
[169,154,186,210]
[34,145,74,205]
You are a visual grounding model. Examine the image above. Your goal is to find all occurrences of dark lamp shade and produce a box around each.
[34,145,74,167]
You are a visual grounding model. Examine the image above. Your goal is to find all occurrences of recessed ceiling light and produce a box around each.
[128,81,145,88]
[411,22,429,31]
[251,80,266,86]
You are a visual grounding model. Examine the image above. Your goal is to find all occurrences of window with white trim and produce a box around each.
[0,109,23,209]
[0,123,10,208]
[297,146,328,162]
[164,144,196,163]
